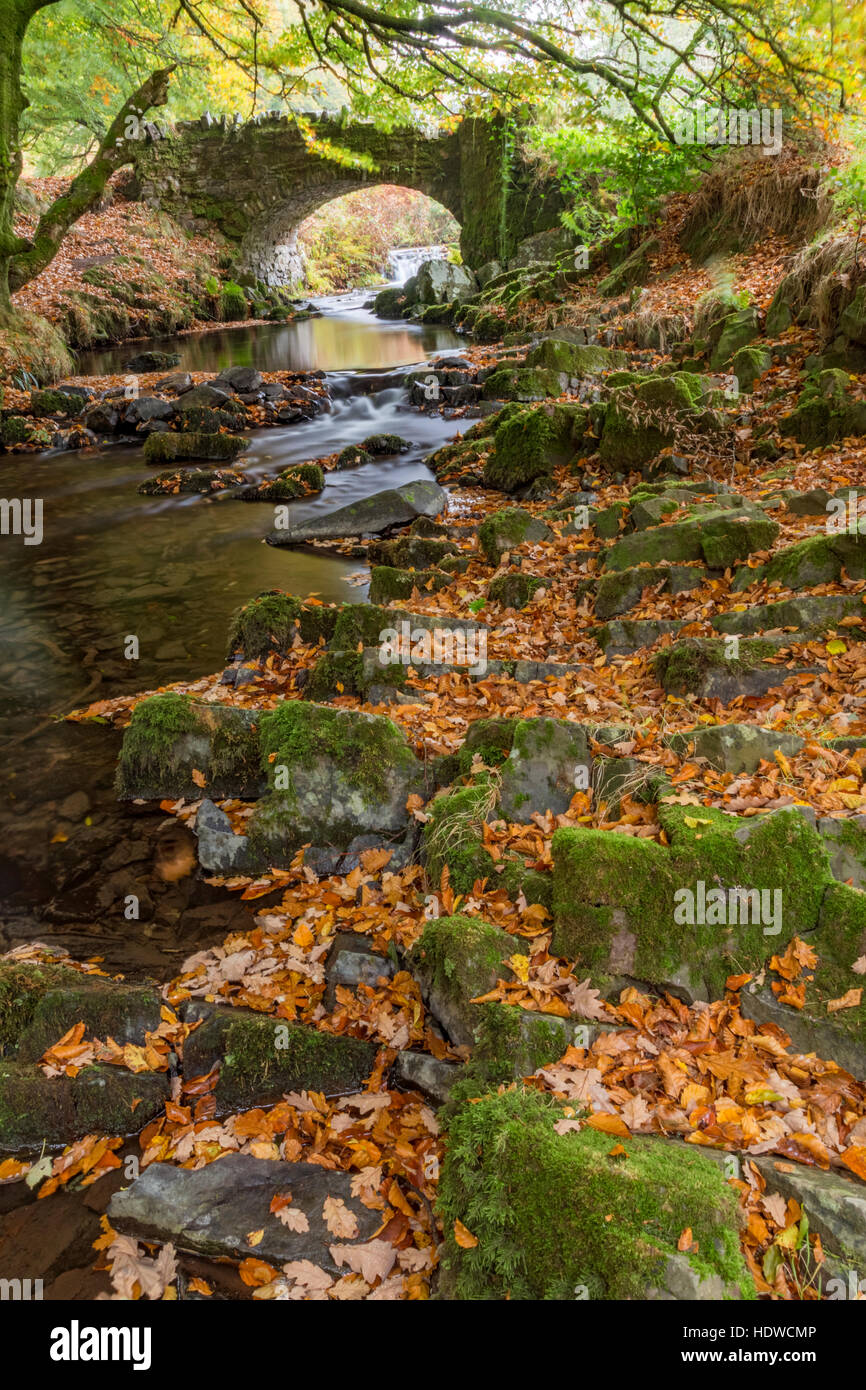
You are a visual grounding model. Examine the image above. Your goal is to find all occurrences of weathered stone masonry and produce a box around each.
[130,111,564,285]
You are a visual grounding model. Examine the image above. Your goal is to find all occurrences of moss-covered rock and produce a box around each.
[486,572,543,609]
[709,306,760,369]
[598,372,715,470]
[373,286,409,319]
[594,563,705,620]
[712,592,866,638]
[0,415,51,447]
[116,694,262,799]
[29,388,82,417]
[182,1006,376,1111]
[731,345,772,393]
[368,565,451,605]
[524,340,628,376]
[0,963,162,1062]
[552,805,831,999]
[251,463,324,501]
[304,648,406,702]
[481,367,564,402]
[367,535,458,569]
[477,508,552,562]
[335,445,373,470]
[362,433,410,454]
[226,592,339,659]
[247,702,423,860]
[604,506,778,572]
[436,1086,752,1300]
[455,717,519,775]
[0,1062,168,1151]
[499,717,590,821]
[142,431,249,465]
[780,369,866,447]
[652,635,807,700]
[422,784,504,897]
[597,237,659,297]
[482,405,576,492]
[220,280,248,321]
[735,532,866,590]
[409,914,525,1048]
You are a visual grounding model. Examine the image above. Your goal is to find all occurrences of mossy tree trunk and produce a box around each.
[8,64,176,294]
[0,0,56,314]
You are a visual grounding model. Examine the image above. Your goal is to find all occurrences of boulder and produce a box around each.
[212,365,264,393]
[437,1087,751,1300]
[477,508,552,562]
[415,258,477,305]
[499,717,591,820]
[266,480,446,546]
[180,1003,376,1110]
[665,723,805,774]
[115,695,263,800]
[409,915,524,1048]
[524,340,628,376]
[604,505,778,572]
[246,703,425,861]
[552,804,832,1000]
[108,1154,380,1270]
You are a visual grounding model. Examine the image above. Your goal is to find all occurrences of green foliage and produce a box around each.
[532,119,698,245]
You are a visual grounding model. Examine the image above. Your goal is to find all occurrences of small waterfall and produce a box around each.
[387,245,448,285]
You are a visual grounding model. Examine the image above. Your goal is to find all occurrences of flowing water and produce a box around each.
[0,294,463,958]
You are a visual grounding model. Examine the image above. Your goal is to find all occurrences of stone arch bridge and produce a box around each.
[130,111,563,286]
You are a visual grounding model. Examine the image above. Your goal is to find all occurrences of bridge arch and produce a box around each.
[131,111,564,284]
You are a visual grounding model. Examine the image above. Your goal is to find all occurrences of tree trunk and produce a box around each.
[9,65,175,293]
[0,0,56,313]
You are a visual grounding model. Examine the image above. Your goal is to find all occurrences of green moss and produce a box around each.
[436,1086,752,1300]
[257,700,413,804]
[0,964,81,1055]
[227,593,302,658]
[486,572,542,609]
[409,914,517,1007]
[0,1063,168,1150]
[552,806,832,998]
[116,693,200,797]
[304,649,406,702]
[336,445,373,469]
[256,463,324,500]
[220,280,248,321]
[368,566,451,605]
[807,882,866,1038]
[142,431,249,465]
[740,533,866,590]
[29,388,81,417]
[362,433,409,454]
[652,636,782,695]
[330,604,396,651]
[598,372,712,470]
[483,406,571,492]
[456,718,519,775]
[481,367,564,403]
[477,508,544,564]
[422,784,502,894]
[216,1016,375,1110]
[368,536,457,569]
[472,1004,571,1086]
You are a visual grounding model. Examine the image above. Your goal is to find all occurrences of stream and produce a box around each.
[0,290,463,971]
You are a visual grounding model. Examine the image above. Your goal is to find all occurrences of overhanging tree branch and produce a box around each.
[9,64,176,292]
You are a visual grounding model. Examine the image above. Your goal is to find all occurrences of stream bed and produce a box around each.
[0,293,463,971]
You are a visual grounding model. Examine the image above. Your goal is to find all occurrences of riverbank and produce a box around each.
[3,159,866,1303]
